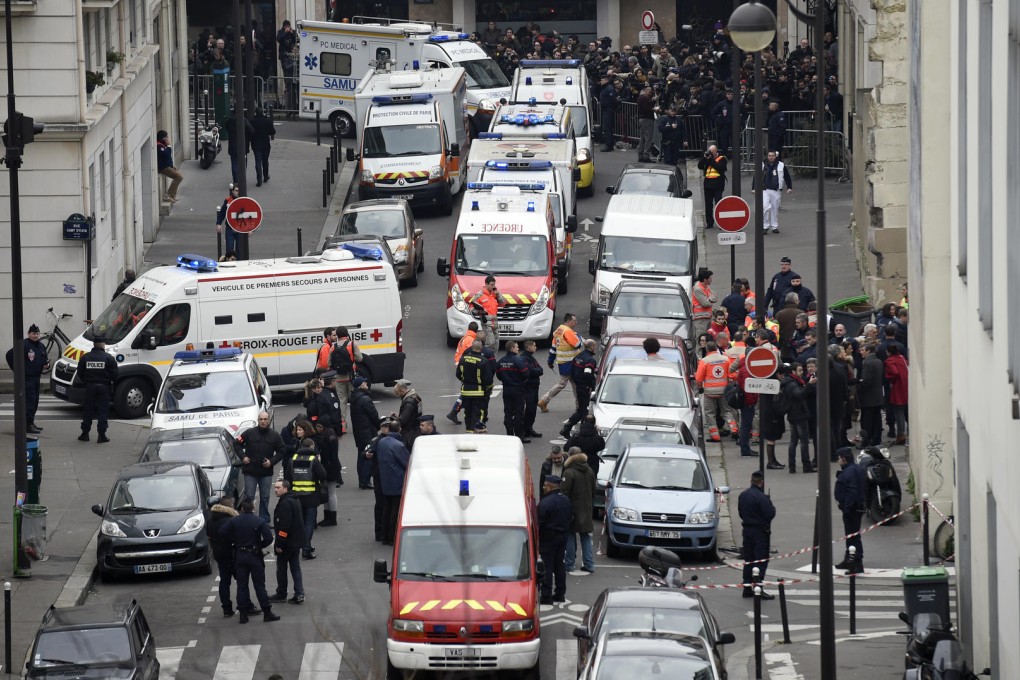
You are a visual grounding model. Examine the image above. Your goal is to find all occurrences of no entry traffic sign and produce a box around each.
[641,10,655,30]
[225,196,264,234]
[745,346,779,379]
[714,195,751,233]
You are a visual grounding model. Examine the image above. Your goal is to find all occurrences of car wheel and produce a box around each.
[447,331,459,348]
[558,275,568,295]
[588,312,600,337]
[702,543,720,563]
[406,264,419,288]
[98,567,114,583]
[114,378,153,419]
[521,659,541,680]
[386,658,405,680]
[331,111,354,138]
[438,186,454,216]
[416,248,425,273]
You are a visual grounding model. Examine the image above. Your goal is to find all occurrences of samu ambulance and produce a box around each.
[509,60,595,195]
[437,183,561,345]
[297,19,510,137]
[349,67,470,215]
[51,250,405,419]
[373,435,540,679]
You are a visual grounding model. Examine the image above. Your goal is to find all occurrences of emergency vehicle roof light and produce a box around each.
[477,132,502,140]
[176,254,219,272]
[484,159,554,170]
[371,93,432,105]
[339,243,384,260]
[173,347,242,361]
[459,479,470,496]
[525,76,532,85]
[566,76,573,85]
[527,201,535,212]
[528,97,537,106]
[544,133,567,139]
[519,59,581,68]
[428,34,450,42]
[412,59,420,70]
[471,201,480,210]
[467,181,546,191]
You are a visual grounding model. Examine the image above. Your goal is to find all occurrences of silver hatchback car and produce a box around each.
[334,199,424,287]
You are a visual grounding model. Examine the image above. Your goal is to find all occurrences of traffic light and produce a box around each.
[2,112,44,149]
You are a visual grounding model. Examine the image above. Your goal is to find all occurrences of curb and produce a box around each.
[317,151,357,250]
[54,530,99,608]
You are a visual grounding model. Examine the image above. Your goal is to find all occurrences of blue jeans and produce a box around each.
[565,532,594,571]
[243,474,273,524]
[224,226,239,256]
[303,505,317,552]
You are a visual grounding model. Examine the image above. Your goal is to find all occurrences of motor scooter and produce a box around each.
[198,124,220,169]
[858,445,902,523]
[637,546,698,588]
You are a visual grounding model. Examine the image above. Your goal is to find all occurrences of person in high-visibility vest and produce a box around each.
[697,144,727,228]
[692,268,717,340]
[695,341,737,442]
[314,327,336,376]
[446,322,480,425]
[469,275,504,351]
[539,313,583,413]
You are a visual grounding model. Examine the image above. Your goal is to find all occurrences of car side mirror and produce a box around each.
[566,215,578,233]
[414,228,424,238]
[717,632,736,645]
[572,626,590,639]
[437,257,450,277]
[681,189,693,198]
[449,142,460,157]
[898,612,911,625]
[716,485,730,495]
[605,186,614,195]
[594,215,604,222]
[146,402,154,416]
[346,148,356,162]
[373,558,391,584]
[588,259,596,276]
[207,495,221,508]
[91,504,104,516]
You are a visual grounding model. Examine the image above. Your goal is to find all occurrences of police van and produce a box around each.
[438,183,563,345]
[509,60,595,195]
[373,435,540,678]
[588,194,698,335]
[349,67,470,215]
[297,19,510,137]
[51,250,405,419]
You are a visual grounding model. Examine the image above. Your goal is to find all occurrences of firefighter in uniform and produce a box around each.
[496,341,530,441]
[219,498,280,623]
[695,340,737,442]
[520,339,544,438]
[456,340,494,433]
[469,275,504,352]
[77,338,118,443]
[284,444,327,560]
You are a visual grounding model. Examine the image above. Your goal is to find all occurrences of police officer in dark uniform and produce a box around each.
[834,447,868,574]
[418,414,440,436]
[6,324,50,433]
[537,475,573,604]
[520,340,544,439]
[738,470,777,599]
[560,339,598,439]
[77,338,118,443]
[496,341,529,441]
[218,498,280,624]
[365,419,392,542]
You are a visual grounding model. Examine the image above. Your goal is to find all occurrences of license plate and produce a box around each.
[394,194,414,200]
[497,324,515,333]
[445,648,480,658]
[647,530,682,539]
[54,384,67,395]
[134,563,172,574]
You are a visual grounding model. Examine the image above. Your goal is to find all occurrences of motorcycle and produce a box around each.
[198,124,220,169]
[637,546,698,589]
[899,612,990,680]
[858,445,902,523]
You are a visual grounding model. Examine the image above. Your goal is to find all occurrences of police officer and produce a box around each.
[283,443,327,560]
[520,340,544,439]
[6,324,50,433]
[77,338,118,443]
[496,341,529,441]
[560,340,597,439]
[738,471,777,599]
[219,498,280,624]
[537,475,573,604]
[457,340,494,434]
[270,479,306,603]
[365,419,392,542]
[834,447,867,574]
[418,414,439,436]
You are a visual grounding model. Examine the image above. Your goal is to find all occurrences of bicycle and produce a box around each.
[39,307,73,365]
[932,515,955,562]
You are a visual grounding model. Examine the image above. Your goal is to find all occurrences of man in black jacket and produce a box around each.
[270,480,306,603]
[239,412,286,524]
[564,417,605,478]
[77,338,118,443]
[207,497,239,616]
[834,447,867,573]
[857,343,885,447]
[6,324,50,434]
[496,341,530,441]
[457,341,494,434]
[283,446,327,560]
[250,107,276,186]
[560,340,598,438]
[538,475,573,603]
[350,376,380,489]
[780,365,816,472]
[520,340,544,438]
[393,379,423,450]
[219,498,279,623]
[227,110,256,185]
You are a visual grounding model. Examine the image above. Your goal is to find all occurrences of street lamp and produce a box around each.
[729,1,838,678]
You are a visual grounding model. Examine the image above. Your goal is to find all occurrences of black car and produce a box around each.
[574,587,735,679]
[606,163,693,199]
[26,600,159,679]
[578,631,722,680]
[139,426,242,502]
[92,461,215,581]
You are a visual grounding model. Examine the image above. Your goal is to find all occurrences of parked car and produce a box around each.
[574,587,736,679]
[601,281,692,345]
[606,163,692,198]
[577,630,722,680]
[598,331,696,382]
[334,199,424,287]
[92,461,216,581]
[594,418,696,518]
[26,600,159,679]
[139,426,242,502]
[604,443,729,560]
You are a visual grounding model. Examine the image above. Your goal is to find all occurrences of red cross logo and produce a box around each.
[218,340,232,348]
[370,328,383,342]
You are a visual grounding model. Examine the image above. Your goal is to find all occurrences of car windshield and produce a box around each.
[605,346,684,367]
[596,655,712,680]
[612,293,688,319]
[599,374,690,408]
[86,294,156,344]
[603,606,706,639]
[616,172,678,196]
[156,372,254,413]
[144,439,228,467]
[110,473,199,512]
[34,628,132,666]
[568,105,590,138]
[600,236,692,276]
[454,58,510,89]
[362,124,441,158]
[397,527,530,580]
[604,429,682,459]
[338,209,406,239]
[617,455,709,491]
[455,234,549,276]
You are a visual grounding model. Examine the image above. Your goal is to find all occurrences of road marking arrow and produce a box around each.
[580,218,594,231]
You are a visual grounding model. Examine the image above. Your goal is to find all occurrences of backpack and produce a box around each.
[724,381,744,410]
[771,380,793,416]
[330,339,355,375]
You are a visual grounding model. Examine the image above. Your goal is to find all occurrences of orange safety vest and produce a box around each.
[704,155,724,179]
[454,329,477,365]
[695,352,731,395]
[315,341,332,372]
[471,290,500,318]
[692,281,714,318]
[552,325,582,364]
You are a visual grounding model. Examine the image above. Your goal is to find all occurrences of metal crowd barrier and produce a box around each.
[188,74,268,113]
[739,126,849,179]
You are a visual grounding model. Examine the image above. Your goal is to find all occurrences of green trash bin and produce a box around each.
[901,566,951,625]
[830,295,875,337]
[21,503,48,561]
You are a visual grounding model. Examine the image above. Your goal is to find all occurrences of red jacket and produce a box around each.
[736,358,759,408]
[884,354,909,405]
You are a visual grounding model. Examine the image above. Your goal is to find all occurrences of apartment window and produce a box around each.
[108,138,117,242]
[88,161,97,268]
[978,0,993,331]
[129,0,137,45]
[99,149,107,214]
[1009,0,1020,393]
[957,0,968,277]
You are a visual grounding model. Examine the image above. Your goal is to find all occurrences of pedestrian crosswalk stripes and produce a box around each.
[213,645,260,680]
[299,643,346,680]
[0,395,79,420]
[159,642,347,680]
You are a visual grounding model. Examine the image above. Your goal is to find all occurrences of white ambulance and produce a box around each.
[348,67,470,215]
[50,251,405,419]
[437,183,561,345]
[297,19,510,137]
[509,60,595,195]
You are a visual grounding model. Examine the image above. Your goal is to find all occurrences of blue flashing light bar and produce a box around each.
[177,254,219,272]
[500,112,555,126]
[459,480,470,496]
[467,181,547,191]
[518,59,581,68]
[428,32,471,42]
[371,93,433,105]
[527,201,535,212]
[471,201,480,210]
[485,160,554,170]
[528,97,537,106]
[525,76,532,85]
[544,133,567,139]
[339,243,384,260]
[477,132,502,140]
[174,347,242,361]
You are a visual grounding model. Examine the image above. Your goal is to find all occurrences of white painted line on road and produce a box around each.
[297,641,345,680]
[789,599,914,607]
[764,651,804,680]
[213,644,260,680]
[201,606,212,614]
[751,623,818,633]
[806,629,901,645]
[157,647,186,680]
[207,595,216,602]
[198,617,206,624]
[835,610,899,619]
[556,638,576,680]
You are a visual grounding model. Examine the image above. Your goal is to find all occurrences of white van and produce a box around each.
[587,194,698,335]
[51,251,405,419]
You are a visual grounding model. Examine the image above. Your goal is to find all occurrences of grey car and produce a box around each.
[334,199,424,287]
[600,280,692,344]
[139,426,242,502]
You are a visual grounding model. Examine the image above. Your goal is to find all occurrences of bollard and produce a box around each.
[753,581,763,680]
[322,168,329,207]
[811,489,820,574]
[333,135,341,171]
[297,227,303,256]
[849,546,858,634]
[329,155,336,186]
[316,110,322,146]
[4,582,10,674]
[331,145,338,176]
[217,230,223,260]
[922,493,930,566]
[778,578,791,644]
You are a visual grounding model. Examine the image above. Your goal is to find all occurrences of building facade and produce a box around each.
[0,0,189,335]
